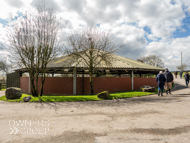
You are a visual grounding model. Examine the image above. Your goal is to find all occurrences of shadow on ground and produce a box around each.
[129,124,190,135]
[7,131,103,143]
[172,83,188,91]
[31,94,184,111]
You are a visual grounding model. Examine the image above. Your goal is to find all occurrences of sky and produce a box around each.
[0,0,190,71]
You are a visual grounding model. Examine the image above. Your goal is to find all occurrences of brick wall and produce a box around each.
[42,77,73,95]
[20,77,73,95]
[20,77,157,95]
[134,78,157,90]
[20,77,29,93]
[84,77,132,95]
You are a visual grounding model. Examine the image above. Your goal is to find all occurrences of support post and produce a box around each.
[73,68,77,95]
[28,75,30,94]
[82,71,84,95]
[131,70,134,91]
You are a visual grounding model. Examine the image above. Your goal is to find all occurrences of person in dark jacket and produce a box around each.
[180,71,183,79]
[184,72,189,86]
[156,71,166,96]
[174,71,178,78]
[164,68,174,94]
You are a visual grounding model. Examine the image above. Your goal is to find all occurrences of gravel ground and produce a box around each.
[0,76,190,143]
[0,90,5,97]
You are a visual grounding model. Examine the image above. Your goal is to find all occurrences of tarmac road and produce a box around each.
[0,75,190,143]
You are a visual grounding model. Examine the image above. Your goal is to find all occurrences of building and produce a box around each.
[8,53,164,95]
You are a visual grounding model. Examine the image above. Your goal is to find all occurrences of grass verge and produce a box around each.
[0,91,154,102]
[109,91,154,99]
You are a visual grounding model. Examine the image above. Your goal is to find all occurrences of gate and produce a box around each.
[7,71,21,88]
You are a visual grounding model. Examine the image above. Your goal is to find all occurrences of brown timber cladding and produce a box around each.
[7,71,21,88]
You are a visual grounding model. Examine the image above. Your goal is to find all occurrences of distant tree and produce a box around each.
[137,58,143,63]
[0,61,7,73]
[176,64,188,71]
[0,61,11,74]
[7,4,60,97]
[65,28,121,95]
[138,55,164,68]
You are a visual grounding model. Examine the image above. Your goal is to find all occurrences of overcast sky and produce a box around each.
[0,0,190,71]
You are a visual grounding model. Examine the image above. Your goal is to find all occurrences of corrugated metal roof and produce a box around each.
[47,52,164,71]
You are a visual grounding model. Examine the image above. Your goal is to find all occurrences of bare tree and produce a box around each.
[7,4,59,97]
[138,55,164,68]
[66,28,121,95]
[177,64,188,71]
[0,61,10,74]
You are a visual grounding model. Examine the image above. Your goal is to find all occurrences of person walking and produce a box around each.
[184,72,189,86]
[164,68,174,94]
[174,71,178,78]
[180,71,183,79]
[156,71,166,96]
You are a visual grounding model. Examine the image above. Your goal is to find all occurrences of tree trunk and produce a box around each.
[30,80,38,97]
[35,74,39,97]
[39,74,45,96]
[29,73,38,97]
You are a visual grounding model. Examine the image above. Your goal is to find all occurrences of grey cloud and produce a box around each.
[64,0,87,13]
[137,1,161,18]
[60,20,73,29]
[71,0,160,28]
[60,0,124,27]
[81,5,122,26]
[31,0,61,13]
[81,9,121,27]
[5,0,24,8]
[116,37,147,60]
[57,1,151,28]
[0,42,6,50]
[95,0,119,9]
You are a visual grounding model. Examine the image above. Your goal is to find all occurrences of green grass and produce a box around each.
[0,91,155,102]
[0,88,6,91]
[0,94,102,102]
[109,91,154,99]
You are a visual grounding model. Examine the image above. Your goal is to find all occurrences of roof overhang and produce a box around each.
[15,66,164,74]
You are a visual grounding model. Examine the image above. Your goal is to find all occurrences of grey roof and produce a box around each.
[47,53,164,71]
